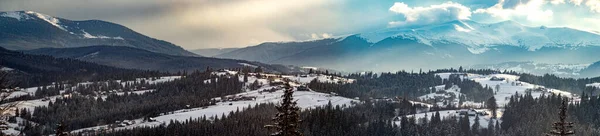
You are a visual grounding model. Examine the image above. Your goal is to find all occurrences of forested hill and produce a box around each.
[0,47,162,87]
[23,45,305,73]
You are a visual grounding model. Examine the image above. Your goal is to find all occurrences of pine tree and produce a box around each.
[494,120,501,135]
[472,115,480,135]
[547,99,574,136]
[266,83,302,136]
[487,96,498,118]
[488,119,495,136]
[55,121,69,136]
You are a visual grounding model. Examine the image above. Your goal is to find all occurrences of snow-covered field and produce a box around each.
[421,73,577,108]
[587,83,600,88]
[282,74,355,84]
[71,72,358,133]
[73,86,359,133]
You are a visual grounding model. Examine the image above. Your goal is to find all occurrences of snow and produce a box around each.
[426,73,577,108]
[73,86,359,133]
[357,20,600,53]
[3,76,181,109]
[0,11,31,21]
[1,117,34,135]
[81,30,124,40]
[470,62,590,77]
[212,70,239,76]
[283,74,355,84]
[419,85,463,107]
[238,63,258,68]
[72,72,358,133]
[24,11,68,31]
[587,83,600,88]
[454,24,472,32]
[301,67,319,70]
[394,109,501,129]
[0,67,13,71]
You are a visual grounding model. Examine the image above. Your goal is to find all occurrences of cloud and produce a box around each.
[388,2,472,27]
[551,0,566,4]
[570,0,584,5]
[586,0,600,12]
[310,33,333,39]
[474,0,553,23]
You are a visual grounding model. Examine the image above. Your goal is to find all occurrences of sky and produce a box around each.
[2,0,600,49]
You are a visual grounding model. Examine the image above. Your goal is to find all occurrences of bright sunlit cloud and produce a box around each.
[388,2,472,27]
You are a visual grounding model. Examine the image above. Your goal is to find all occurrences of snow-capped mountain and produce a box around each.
[359,20,600,53]
[214,20,600,76]
[0,11,196,56]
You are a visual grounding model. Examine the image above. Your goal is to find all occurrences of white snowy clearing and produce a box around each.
[419,73,577,108]
[0,67,13,71]
[81,30,124,40]
[282,74,355,84]
[586,83,600,88]
[66,72,358,133]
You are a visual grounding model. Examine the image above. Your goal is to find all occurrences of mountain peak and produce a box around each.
[1,10,67,31]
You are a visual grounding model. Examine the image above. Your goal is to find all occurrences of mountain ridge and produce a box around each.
[0,11,197,56]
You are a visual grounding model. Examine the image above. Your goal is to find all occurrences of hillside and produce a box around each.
[0,46,157,87]
[191,48,239,57]
[23,45,303,73]
[0,11,196,56]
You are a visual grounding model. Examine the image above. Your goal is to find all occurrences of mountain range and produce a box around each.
[0,11,196,56]
[4,11,600,77]
[210,20,600,77]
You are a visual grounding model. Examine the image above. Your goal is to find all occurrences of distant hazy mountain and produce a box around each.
[470,62,590,78]
[191,48,239,57]
[580,61,600,77]
[0,11,196,56]
[215,20,600,74]
[24,46,303,73]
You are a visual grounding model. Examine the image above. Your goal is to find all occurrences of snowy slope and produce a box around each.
[358,20,600,53]
[421,73,577,108]
[73,85,358,133]
[72,72,358,133]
